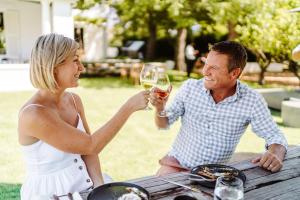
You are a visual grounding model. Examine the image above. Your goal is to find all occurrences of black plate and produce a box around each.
[190,164,246,188]
[87,182,150,200]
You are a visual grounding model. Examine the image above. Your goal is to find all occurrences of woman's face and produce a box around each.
[54,51,85,90]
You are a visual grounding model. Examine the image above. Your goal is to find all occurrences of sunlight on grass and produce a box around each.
[0,76,299,199]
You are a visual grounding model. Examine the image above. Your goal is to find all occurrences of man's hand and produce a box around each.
[150,86,172,112]
[251,144,286,172]
[150,86,172,129]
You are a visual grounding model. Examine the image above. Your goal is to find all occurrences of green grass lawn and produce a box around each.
[1,75,299,199]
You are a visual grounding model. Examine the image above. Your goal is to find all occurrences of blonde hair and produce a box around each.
[30,33,79,92]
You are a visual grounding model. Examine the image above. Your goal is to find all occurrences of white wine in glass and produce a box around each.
[140,64,158,110]
[141,80,156,90]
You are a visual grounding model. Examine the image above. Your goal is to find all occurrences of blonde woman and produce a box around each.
[18,33,149,199]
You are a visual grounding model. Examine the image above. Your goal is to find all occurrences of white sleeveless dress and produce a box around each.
[20,105,93,200]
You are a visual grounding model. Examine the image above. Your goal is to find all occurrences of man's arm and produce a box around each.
[150,87,170,129]
[250,92,288,172]
[252,143,286,172]
[155,110,169,129]
[150,80,191,129]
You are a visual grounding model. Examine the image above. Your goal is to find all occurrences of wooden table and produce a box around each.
[127,146,300,200]
[75,146,299,200]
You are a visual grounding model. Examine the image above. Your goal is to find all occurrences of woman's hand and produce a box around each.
[126,90,150,112]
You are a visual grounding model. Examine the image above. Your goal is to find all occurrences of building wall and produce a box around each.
[0,0,74,63]
[52,0,74,39]
[0,0,41,62]
[83,24,107,61]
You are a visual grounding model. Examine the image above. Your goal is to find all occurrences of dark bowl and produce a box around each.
[190,164,246,188]
[173,195,197,200]
[87,182,150,200]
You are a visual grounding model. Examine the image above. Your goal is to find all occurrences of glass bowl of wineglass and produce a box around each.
[139,63,158,110]
[214,176,244,200]
[154,68,171,117]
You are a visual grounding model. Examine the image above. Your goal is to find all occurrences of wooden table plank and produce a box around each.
[78,146,300,200]
[151,190,212,200]
[131,173,214,199]
[135,147,300,199]
[243,157,300,191]
[230,145,300,171]
[245,177,300,199]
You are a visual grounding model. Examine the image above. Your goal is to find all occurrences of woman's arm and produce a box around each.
[75,94,104,186]
[18,91,150,155]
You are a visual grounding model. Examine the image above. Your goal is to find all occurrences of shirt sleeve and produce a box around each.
[166,80,191,125]
[250,92,288,150]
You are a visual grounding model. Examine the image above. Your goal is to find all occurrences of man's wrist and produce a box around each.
[155,107,164,114]
[268,144,286,161]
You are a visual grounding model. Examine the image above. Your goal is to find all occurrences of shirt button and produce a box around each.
[86,179,91,183]
[74,159,77,163]
[79,166,83,170]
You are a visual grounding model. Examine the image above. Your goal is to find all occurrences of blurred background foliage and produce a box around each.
[74,0,300,85]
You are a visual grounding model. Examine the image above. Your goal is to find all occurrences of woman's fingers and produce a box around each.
[144,91,150,100]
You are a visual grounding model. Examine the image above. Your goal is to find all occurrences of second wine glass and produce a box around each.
[154,68,171,117]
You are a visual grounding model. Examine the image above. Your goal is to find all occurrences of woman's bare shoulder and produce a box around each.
[19,93,49,116]
[68,92,84,112]
[19,103,57,128]
[18,100,57,144]
[68,92,82,104]
[19,93,58,125]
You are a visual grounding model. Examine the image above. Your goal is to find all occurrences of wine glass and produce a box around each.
[154,68,171,117]
[139,64,158,110]
[214,176,244,200]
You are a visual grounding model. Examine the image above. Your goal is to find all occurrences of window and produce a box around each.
[0,12,6,55]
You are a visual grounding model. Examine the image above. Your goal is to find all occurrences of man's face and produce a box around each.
[202,51,238,91]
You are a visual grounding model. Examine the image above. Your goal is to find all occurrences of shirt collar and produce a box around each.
[229,80,241,102]
[201,79,242,102]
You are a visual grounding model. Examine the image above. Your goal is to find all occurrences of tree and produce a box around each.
[113,0,171,60]
[113,0,217,70]
[164,0,215,71]
[237,0,300,85]
[216,0,300,85]
[268,1,300,86]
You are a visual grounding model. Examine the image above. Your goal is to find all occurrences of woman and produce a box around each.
[18,33,149,199]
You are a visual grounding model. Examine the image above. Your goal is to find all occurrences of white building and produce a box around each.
[73,4,119,61]
[0,0,74,63]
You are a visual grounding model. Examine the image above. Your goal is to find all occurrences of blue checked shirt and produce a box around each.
[166,79,288,168]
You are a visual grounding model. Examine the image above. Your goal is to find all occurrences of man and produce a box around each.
[185,42,199,77]
[150,41,287,176]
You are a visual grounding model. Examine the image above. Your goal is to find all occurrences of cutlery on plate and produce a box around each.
[157,177,213,197]
[181,172,215,181]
